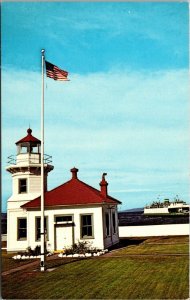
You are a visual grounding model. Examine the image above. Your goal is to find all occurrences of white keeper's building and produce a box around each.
[6,128,121,252]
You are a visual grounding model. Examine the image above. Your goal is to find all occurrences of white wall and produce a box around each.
[7,204,121,252]
[16,153,40,165]
[11,172,45,198]
[7,208,28,251]
[7,206,105,252]
[119,224,189,237]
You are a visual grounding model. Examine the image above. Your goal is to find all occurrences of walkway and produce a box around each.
[2,254,59,276]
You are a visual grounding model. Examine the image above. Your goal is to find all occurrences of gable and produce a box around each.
[22,178,121,209]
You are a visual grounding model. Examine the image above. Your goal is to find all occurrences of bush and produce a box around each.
[17,245,49,257]
[64,241,94,255]
[24,245,47,256]
[34,245,41,256]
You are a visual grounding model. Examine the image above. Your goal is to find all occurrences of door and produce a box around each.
[56,225,73,250]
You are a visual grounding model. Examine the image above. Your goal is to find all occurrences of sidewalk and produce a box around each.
[2,254,59,276]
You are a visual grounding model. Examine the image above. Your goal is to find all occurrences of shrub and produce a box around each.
[64,241,92,255]
[34,245,41,256]
[24,245,48,256]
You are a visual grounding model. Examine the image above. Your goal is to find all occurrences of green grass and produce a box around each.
[2,236,189,299]
[142,235,189,244]
[118,242,189,255]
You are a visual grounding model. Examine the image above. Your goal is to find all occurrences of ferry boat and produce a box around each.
[144,197,189,215]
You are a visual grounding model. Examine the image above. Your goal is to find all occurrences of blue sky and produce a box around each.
[2,2,189,212]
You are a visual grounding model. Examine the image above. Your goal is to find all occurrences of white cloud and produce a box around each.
[2,67,189,209]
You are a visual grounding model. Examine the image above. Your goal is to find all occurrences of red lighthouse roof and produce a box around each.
[22,168,121,209]
[16,128,41,145]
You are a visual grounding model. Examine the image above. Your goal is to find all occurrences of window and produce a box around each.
[112,212,116,234]
[20,146,28,153]
[18,218,27,240]
[81,214,93,238]
[55,215,72,223]
[105,213,110,236]
[29,144,41,154]
[36,217,48,241]
[19,179,27,193]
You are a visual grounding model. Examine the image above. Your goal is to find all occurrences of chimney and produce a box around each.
[100,173,108,197]
[70,167,79,179]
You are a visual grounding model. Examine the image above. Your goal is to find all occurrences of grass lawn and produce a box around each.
[118,236,189,255]
[2,236,189,299]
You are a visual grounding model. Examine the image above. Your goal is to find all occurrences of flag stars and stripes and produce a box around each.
[45,61,69,81]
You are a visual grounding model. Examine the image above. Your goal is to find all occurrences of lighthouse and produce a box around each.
[6,129,121,253]
[6,128,53,251]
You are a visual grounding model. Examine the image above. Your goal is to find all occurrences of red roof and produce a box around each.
[22,169,121,209]
[16,128,41,145]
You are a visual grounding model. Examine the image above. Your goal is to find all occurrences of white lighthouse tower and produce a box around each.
[6,128,54,251]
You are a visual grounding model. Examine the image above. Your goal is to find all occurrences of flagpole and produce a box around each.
[40,49,45,272]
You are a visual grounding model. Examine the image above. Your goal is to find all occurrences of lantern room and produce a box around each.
[13,128,42,166]
[6,128,52,168]
[6,128,54,195]
[16,128,41,155]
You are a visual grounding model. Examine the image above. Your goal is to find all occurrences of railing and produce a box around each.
[7,154,53,165]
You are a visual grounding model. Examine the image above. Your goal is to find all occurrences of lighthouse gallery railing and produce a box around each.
[7,154,52,165]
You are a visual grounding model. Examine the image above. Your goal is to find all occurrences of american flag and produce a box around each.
[45,61,69,81]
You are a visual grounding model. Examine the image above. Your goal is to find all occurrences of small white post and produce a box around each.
[40,49,45,271]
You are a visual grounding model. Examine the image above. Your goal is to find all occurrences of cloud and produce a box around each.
[2,66,189,209]
[3,68,189,132]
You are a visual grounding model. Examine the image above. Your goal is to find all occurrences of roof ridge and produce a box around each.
[40,177,121,203]
[76,179,121,203]
[46,178,101,196]
[76,179,103,196]
[22,176,121,209]
[46,178,73,194]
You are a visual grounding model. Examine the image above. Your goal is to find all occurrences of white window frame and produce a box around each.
[17,218,27,240]
[35,216,48,241]
[18,178,27,194]
[54,214,73,224]
[80,214,94,239]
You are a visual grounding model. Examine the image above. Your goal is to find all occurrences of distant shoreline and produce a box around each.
[118,211,189,226]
